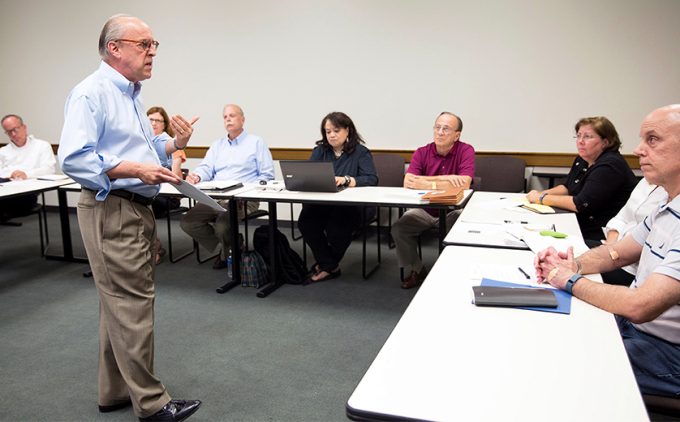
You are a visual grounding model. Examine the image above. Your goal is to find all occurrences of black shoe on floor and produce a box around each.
[212,255,228,270]
[139,399,201,422]
[99,399,132,413]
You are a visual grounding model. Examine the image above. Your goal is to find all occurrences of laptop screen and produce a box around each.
[279,161,344,192]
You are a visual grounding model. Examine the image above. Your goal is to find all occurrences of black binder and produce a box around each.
[472,286,558,308]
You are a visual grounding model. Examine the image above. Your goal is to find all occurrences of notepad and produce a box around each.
[520,203,555,214]
[195,180,243,192]
[37,174,70,181]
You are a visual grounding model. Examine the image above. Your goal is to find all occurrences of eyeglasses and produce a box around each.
[433,125,457,134]
[573,133,599,142]
[116,38,160,51]
[4,125,23,136]
[148,118,165,124]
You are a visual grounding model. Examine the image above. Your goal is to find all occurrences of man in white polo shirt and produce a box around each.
[535,104,680,397]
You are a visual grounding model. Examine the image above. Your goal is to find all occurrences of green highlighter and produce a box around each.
[540,230,568,239]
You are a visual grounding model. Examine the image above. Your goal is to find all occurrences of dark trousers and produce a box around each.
[298,204,361,272]
[617,316,680,397]
[0,193,38,221]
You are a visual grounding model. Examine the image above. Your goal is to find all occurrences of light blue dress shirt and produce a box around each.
[58,61,171,200]
[193,130,274,183]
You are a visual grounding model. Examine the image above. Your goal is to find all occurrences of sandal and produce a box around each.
[309,268,341,283]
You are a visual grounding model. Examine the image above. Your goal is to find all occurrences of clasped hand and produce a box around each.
[534,246,577,289]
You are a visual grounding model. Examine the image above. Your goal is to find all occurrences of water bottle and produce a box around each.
[226,254,233,280]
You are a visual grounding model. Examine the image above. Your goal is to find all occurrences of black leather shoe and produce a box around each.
[139,399,202,422]
[98,399,132,413]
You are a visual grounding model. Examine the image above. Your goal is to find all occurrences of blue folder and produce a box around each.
[481,278,572,314]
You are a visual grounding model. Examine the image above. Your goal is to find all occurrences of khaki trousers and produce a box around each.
[78,190,170,418]
[391,208,459,273]
[180,200,260,260]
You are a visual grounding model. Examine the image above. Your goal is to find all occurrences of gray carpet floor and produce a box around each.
[0,209,431,422]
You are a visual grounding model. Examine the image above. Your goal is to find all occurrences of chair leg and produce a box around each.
[166,204,193,263]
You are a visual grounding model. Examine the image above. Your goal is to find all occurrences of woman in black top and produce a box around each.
[297,112,378,282]
[527,116,637,243]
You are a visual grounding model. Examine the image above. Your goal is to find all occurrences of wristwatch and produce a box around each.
[565,273,583,295]
[539,192,548,205]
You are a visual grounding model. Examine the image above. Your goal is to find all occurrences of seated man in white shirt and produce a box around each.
[0,114,57,221]
[180,104,274,269]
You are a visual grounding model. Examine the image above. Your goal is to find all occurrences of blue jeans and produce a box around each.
[617,316,680,397]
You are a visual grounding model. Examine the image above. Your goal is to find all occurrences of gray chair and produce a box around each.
[474,156,526,193]
[372,153,406,249]
[360,153,406,278]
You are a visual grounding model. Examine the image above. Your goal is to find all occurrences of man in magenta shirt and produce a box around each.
[392,112,475,289]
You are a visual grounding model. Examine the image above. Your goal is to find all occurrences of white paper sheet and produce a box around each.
[174,180,226,211]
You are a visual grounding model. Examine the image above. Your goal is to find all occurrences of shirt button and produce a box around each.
[583,202,588,207]
[575,179,580,184]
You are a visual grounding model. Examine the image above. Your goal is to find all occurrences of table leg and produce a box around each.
[216,199,241,294]
[257,201,283,298]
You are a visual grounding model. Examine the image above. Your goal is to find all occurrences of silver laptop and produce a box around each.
[279,161,345,192]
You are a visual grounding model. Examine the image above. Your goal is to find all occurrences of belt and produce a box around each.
[107,189,155,206]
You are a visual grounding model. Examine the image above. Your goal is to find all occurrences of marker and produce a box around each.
[504,220,528,224]
[518,267,531,279]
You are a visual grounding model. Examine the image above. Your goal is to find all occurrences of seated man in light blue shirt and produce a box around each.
[181,104,274,269]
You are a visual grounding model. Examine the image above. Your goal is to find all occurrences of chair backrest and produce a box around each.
[474,156,526,193]
[372,153,405,187]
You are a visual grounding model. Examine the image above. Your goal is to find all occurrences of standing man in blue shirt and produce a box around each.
[58,14,201,422]
[181,104,274,269]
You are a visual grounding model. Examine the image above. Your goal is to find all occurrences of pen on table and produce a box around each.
[518,267,531,279]
[504,220,528,224]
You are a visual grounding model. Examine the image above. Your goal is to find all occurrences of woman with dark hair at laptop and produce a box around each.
[298,111,378,283]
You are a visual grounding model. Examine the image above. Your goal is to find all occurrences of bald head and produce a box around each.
[99,14,138,59]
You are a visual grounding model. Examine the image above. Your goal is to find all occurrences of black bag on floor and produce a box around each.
[253,226,308,285]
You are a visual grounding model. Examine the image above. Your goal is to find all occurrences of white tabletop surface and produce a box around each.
[346,245,647,422]
[446,191,588,254]
[0,177,74,198]
[236,185,472,207]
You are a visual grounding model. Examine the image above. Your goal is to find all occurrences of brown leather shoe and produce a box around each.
[401,267,427,289]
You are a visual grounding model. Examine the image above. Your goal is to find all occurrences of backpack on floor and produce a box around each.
[253,226,308,285]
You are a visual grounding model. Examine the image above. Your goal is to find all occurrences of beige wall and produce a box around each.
[1,0,679,154]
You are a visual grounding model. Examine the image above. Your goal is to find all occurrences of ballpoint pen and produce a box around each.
[518,267,531,279]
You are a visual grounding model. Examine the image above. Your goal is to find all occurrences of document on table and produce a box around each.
[37,174,70,181]
[174,180,226,212]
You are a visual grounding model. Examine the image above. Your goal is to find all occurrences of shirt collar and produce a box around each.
[98,61,142,99]
[661,193,680,214]
[227,130,248,144]
[429,140,458,158]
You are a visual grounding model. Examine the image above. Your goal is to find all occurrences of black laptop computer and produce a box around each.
[279,161,345,192]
